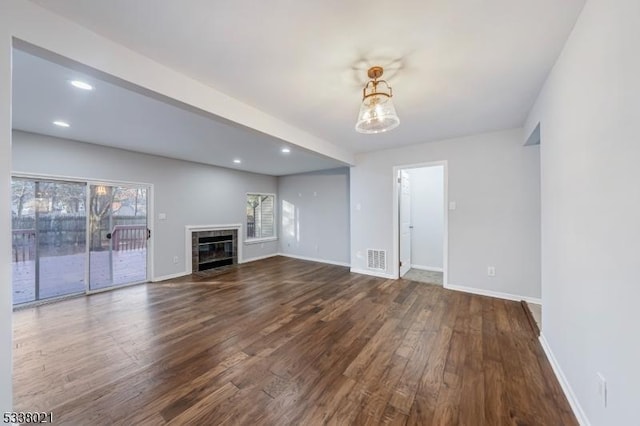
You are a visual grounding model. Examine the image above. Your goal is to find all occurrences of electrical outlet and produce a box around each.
[487,266,496,276]
[173,256,179,264]
[597,372,607,407]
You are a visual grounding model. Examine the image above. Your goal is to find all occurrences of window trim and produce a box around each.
[245,192,277,243]
[244,236,278,245]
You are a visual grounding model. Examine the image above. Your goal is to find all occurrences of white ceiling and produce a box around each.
[12,49,346,176]
[25,0,585,155]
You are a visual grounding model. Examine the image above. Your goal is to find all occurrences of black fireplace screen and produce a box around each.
[196,233,236,271]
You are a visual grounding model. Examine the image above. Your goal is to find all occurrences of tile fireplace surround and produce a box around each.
[185,224,243,273]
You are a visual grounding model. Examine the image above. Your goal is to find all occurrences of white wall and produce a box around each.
[407,166,444,271]
[524,0,640,424]
[278,168,350,265]
[12,131,278,278]
[0,27,12,412]
[351,128,541,300]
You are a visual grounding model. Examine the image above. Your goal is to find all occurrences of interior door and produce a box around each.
[89,184,148,290]
[399,170,411,277]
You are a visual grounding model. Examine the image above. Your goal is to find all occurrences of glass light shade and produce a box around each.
[355,94,400,134]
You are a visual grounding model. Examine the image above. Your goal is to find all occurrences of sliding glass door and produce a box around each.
[11,178,87,304]
[89,184,148,291]
[11,177,150,305]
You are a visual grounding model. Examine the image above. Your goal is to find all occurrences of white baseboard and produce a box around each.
[350,268,396,279]
[151,271,190,282]
[240,253,279,264]
[410,264,444,272]
[539,334,590,426]
[444,283,542,305]
[278,252,350,267]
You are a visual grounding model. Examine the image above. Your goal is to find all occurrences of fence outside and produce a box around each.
[12,215,147,261]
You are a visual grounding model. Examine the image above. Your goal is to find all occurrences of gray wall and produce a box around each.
[525,0,640,423]
[278,168,350,265]
[350,128,542,300]
[12,130,278,278]
[407,166,444,271]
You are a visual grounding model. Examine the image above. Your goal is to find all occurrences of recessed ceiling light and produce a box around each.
[233,159,242,164]
[53,120,70,128]
[281,148,291,153]
[70,80,93,90]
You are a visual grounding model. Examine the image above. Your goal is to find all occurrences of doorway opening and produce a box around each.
[394,161,447,286]
[524,122,542,331]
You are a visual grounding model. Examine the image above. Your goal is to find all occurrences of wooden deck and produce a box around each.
[12,249,146,304]
[12,256,576,425]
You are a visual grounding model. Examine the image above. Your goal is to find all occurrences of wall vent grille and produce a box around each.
[367,249,386,271]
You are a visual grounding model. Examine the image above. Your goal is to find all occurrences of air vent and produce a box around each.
[367,249,386,271]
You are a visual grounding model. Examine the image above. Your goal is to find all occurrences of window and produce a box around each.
[246,193,276,241]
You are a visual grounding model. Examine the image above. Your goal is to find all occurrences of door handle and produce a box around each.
[106,232,112,239]
[147,228,151,240]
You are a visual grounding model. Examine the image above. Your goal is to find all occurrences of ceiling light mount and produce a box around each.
[355,66,400,134]
[367,66,384,80]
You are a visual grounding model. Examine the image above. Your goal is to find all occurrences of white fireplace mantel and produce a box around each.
[185,224,243,273]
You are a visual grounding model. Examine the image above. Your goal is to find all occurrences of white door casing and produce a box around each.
[399,170,411,277]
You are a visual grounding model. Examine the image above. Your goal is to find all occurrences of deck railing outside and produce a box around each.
[12,216,147,261]
[112,225,147,251]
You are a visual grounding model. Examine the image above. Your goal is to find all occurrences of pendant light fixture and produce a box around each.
[355,66,400,134]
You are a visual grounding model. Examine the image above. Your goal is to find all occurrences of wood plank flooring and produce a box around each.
[13,256,577,425]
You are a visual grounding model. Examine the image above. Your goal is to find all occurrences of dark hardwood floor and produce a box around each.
[13,256,577,425]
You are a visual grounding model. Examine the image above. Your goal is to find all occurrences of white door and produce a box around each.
[399,170,411,277]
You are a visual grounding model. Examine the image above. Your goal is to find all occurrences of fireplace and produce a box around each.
[191,229,238,272]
